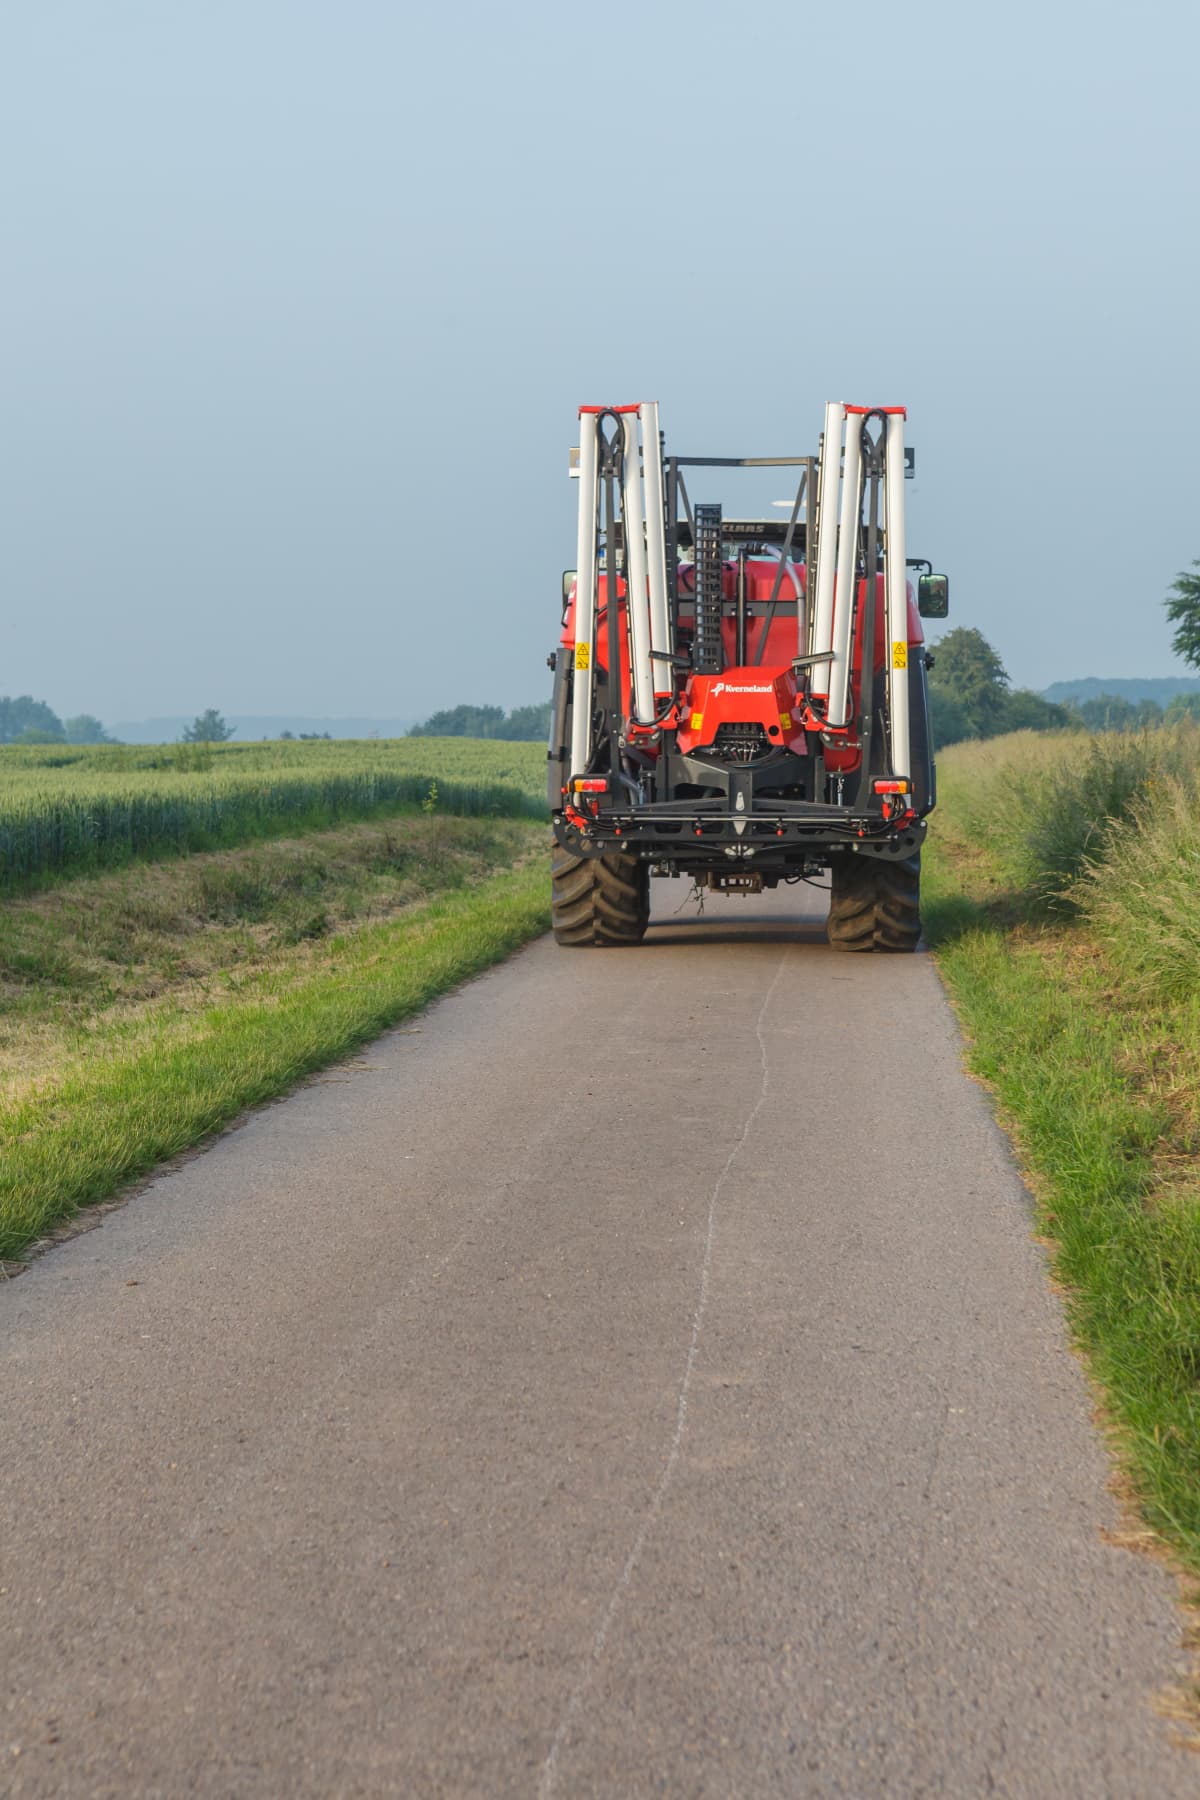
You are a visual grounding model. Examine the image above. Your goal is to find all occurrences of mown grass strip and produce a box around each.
[923,826,1200,1572]
[0,859,549,1261]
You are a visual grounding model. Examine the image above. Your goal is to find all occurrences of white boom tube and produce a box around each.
[828,413,863,728]
[621,415,656,725]
[809,401,843,697]
[570,415,599,778]
[884,411,911,782]
[639,401,672,699]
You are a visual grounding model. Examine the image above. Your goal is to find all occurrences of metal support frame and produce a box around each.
[564,400,919,861]
[752,460,810,667]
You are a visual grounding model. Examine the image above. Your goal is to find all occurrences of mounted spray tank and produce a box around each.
[547,403,950,948]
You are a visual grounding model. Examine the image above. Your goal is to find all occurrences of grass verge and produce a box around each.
[923,740,1200,1576]
[1,826,549,1261]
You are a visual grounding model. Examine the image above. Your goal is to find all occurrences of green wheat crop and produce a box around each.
[0,737,547,890]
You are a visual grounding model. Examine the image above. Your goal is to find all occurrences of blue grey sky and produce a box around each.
[3,0,1197,725]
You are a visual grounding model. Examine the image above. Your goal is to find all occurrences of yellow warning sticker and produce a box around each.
[575,643,590,671]
[892,641,908,670]
[690,711,704,732]
[779,710,792,729]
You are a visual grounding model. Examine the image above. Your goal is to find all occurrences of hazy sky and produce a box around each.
[3,0,1197,725]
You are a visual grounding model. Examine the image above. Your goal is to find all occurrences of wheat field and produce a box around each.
[0,737,548,889]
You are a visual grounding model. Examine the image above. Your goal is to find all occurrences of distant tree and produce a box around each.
[1165,561,1200,670]
[279,730,296,740]
[13,727,66,746]
[64,714,115,744]
[927,628,1010,739]
[495,702,552,741]
[0,695,65,743]
[409,704,506,738]
[183,709,234,743]
[926,684,975,749]
[299,731,332,740]
[1002,689,1071,734]
[1066,695,1129,731]
[1164,692,1200,724]
[1064,694,1162,733]
[408,702,553,740]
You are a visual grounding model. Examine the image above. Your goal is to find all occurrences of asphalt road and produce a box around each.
[2,879,1195,1797]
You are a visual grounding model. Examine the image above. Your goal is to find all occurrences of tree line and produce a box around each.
[408,703,552,741]
[921,629,1199,747]
[0,697,114,746]
[0,702,242,748]
[929,561,1200,747]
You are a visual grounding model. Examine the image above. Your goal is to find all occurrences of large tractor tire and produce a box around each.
[827,853,921,953]
[551,841,650,946]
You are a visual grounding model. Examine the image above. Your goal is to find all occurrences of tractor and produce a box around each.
[547,403,949,949]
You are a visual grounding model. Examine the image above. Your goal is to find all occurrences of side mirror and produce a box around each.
[561,569,576,622]
[918,573,949,619]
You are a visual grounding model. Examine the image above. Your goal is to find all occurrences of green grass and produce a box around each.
[0,814,550,1261]
[1072,774,1200,1005]
[933,720,1200,907]
[925,732,1200,1570]
[0,814,537,1044]
[0,736,547,890]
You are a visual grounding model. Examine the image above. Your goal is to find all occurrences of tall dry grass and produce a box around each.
[940,722,1200,920]
[1070,768,1200,1003]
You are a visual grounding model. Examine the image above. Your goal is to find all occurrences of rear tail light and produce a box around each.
[873,779,910,795]
[571,778,608,793]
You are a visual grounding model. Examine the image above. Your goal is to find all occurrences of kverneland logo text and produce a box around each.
[710,682,773,697]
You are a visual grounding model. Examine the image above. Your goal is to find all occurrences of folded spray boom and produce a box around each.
[571,404,673,782]
[571,400,915,786]
[809,404,910,782]
[550,397,946,950]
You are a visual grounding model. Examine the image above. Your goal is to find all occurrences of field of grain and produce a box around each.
[0,737,547,889]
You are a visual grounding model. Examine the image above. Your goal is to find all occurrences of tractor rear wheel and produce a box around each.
[551,840,650,946]
[827,853,921,953]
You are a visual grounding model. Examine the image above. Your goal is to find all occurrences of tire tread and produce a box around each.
[551,840,650,946]
[828,854,921,953]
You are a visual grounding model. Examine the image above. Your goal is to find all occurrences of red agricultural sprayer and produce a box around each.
[547,403,949,948]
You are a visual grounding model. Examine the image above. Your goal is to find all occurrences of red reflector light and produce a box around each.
[572,778,608,793]
[872,779,910,795]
